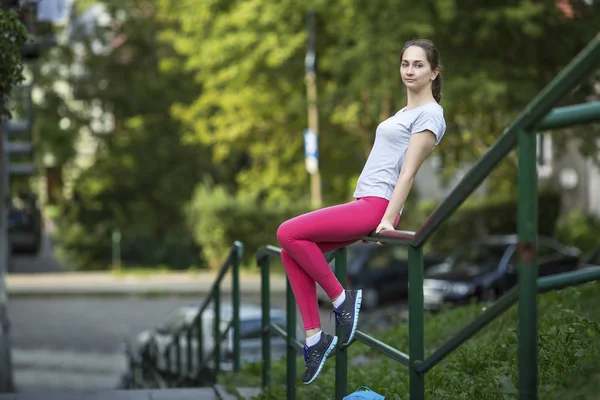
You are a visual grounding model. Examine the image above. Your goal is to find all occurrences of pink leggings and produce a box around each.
[276,196,399,331]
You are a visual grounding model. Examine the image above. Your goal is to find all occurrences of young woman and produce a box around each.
[277,39,447,385]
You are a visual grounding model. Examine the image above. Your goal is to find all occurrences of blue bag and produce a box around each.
[343,386,385,400]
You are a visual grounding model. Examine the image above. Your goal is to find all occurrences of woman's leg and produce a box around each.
[277,196,392,331]
[277,196,398,385]
[280,238,357,333]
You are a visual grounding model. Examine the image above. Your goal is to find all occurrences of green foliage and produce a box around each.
[44,0,222,270]
[555,209,600,254]
[39,0,600,269]
[0,8,28,116]
[220,281,600,399]
[157,0,600,202]
[185,181,313,268]
[414,190,562,254]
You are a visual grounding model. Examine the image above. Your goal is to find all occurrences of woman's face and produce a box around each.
[400,46,438,92]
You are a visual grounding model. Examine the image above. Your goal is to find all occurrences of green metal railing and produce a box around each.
[125,241,244,389]
[256,33,600,400]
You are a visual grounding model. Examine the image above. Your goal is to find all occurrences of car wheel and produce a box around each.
[481,287,498,302]
[362,288,379,310]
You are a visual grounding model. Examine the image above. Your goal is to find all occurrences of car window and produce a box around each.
[430,244,507,276]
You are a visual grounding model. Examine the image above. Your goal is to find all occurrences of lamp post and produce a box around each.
[304,11,322,209]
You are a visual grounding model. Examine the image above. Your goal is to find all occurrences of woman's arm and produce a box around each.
[380,130,437,225]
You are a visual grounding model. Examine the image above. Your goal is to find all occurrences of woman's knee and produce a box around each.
[276,220,292,246]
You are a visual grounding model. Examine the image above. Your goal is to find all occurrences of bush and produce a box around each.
[0,8,28,116]
[415,190,562,254]
[186,182,314,268]
[53,219,204,271]
[555,209,600,254]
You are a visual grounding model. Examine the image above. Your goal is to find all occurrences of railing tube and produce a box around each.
[517,128,539,400]
[334,248,348,400]
[286,278,297,400]
[186,328,193,378]
[175,332,182,377]
[260,256,272,388]
[408,245,425,400]
[232,242,243,372]
[214,286,221,378]
[196,313,204,381]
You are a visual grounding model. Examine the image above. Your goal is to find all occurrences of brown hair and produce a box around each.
[400,39,443,103]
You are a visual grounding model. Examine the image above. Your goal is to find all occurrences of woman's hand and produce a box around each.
[374,219,395,245]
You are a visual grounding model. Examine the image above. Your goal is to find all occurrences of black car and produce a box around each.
[423,235,582,311]
[8,192,42,255]
[319,242,445,309]
[583,248,600,267]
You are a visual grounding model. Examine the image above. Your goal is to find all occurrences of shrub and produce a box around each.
[555,208,600,254]
[0,8,28,116]
[415,190,562,254]
[185,182,313,268]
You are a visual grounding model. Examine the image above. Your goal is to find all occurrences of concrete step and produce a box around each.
[11,347,126,391]
[214,384,262,400]
[0,388,217,400]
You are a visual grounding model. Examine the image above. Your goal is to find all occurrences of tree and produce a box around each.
[157,0,600,205]
[35,0,229,269]
[0,7,28,115]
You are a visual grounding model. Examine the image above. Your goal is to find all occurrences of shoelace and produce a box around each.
[331,307,350,326]
[303,345,319,367]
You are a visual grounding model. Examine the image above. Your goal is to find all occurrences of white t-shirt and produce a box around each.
[353,103,446,203]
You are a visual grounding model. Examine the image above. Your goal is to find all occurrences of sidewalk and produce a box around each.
[0,388,218,400]
[5,271,288,297]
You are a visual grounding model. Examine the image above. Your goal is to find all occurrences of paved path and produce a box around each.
[5,270,288,297]
[0,388,217,400]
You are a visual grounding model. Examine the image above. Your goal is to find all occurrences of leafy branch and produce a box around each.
[0,8,29,117]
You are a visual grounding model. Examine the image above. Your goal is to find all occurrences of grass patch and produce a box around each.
[218,281,600,399]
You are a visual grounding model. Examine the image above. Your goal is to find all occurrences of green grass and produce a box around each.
[218,281,600,399]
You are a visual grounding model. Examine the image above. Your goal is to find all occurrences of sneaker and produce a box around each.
[332,289,362,347]
[302,332,338,385]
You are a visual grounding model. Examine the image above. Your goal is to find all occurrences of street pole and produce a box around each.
[305,11,322,209]
[0,114,15,393]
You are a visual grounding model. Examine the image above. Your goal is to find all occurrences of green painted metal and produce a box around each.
[260,256,271,388]
[518,128,539,400]
[196,312,204,378]
[417,288,519,373]
[536,101,600,131]
[408,245,425,399]
[538,267,600,292]
[286,279,297,400]
[213,278,221,376]
[353,331,410,366]
[334,248,348,400]
[186,329,193,377]
[232,243,242,373]
[175,332,182,376]
[270,323,303,350]
[139,243,244,387]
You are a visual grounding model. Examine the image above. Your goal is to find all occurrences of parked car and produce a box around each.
[130,302,303,378]
[8,192,42,255]
[582,248,600,267]
[318,242,445,310]
[423,235,582,311]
